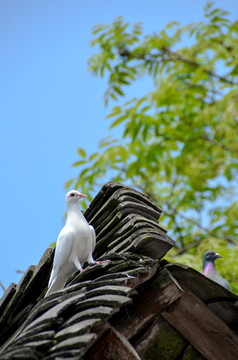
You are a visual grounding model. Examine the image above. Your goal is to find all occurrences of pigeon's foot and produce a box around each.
[87,260,110,268]
[94,260,110,265]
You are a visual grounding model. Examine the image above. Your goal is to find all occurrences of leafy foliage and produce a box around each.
[67,2,238,292]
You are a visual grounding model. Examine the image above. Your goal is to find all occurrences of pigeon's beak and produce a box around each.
[78,193,86,198]
[215,252,222,259]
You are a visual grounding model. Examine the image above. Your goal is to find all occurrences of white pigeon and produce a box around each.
[45,190,98,296]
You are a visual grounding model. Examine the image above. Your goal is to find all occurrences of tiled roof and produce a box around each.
[0,182,237,360]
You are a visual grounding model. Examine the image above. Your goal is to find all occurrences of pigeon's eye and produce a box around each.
[71,193,75,197]
[208,251,213,256]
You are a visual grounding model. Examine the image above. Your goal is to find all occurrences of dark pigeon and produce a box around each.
[202,250,231,290]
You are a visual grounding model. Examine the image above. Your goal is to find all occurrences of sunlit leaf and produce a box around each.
[72,160,86,167]
[77,148,87,158]
[64,178,74,190]
[109,114,128,129]
[89,152,100,161]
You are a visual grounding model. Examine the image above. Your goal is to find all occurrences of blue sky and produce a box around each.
[0,0,237,296]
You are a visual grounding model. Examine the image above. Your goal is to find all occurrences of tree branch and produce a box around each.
[121,47,236,86]
[200,134,238,157]
[134,183,236,248]
[174,241,201,256]
[161,47,235,86]
[165,203,236,246]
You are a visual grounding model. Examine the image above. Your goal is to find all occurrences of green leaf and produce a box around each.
[113,86,124,96]
[80,168,90,177]
[92,26,102,35]
[98,136,118,149]
[109,92,117,101]
[89,152,100,161]
[109,114,128,129]
[77,148,87,158]
[64,178,74,190]
[230,64,238,75]
[72,160,86,167]
[106,106,122,119]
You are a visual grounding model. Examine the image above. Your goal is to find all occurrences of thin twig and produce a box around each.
[135,183,236,247]
[175,241,201,256]
[166,203,236,245]
[0,281,6,292]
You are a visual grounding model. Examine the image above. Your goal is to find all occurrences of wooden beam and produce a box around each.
[86,326,141,360]
[111,269,183,340]
[162,290,238,360]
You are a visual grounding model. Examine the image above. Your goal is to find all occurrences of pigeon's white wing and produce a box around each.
[89,225,96,252]
[48,229,74,288]
[85,225,96,265]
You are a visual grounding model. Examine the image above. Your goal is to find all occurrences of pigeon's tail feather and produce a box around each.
[45,276,66,297]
